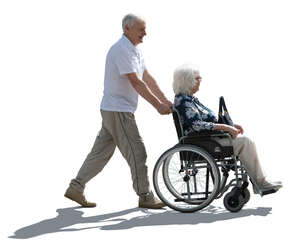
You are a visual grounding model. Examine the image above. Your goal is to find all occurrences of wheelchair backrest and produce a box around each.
[172,107,184,140]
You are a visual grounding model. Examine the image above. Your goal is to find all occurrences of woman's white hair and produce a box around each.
[173,63,200,95]
[122,13,145,32]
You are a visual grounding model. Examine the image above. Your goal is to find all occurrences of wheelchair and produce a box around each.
[153,108,277,213]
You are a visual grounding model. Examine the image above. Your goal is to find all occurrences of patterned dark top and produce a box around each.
[174,93,218,136]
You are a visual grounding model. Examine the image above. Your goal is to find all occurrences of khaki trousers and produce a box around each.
[217,136,266,183]
[70,110,150,196]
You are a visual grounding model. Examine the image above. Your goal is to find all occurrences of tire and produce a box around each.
[242,188,250,204]
[223,191,244,212]
[153,144,220,213]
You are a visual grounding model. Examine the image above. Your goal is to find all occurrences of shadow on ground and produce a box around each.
[9,205,272,239]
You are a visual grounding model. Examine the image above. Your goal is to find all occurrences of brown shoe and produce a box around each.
[138,192,166,209]
[64,186,96,207]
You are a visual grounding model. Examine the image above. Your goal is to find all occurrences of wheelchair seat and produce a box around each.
[172,109,234,159]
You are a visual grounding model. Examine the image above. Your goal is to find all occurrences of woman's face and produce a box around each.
[191,76,201,94]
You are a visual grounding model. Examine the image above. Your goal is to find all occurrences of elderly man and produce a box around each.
[64,14,172,209]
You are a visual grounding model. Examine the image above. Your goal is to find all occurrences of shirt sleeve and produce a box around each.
[114,48,138,75]
[185,108,215,132]
[142,54,146,71]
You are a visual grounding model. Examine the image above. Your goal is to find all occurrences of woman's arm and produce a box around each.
[213,124,240,139]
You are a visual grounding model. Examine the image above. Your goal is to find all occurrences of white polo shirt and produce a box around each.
[100,35,146,113]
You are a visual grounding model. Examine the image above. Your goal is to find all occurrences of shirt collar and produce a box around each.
[177,93,200,104]
[121,34,138,52]
[177,93,194,99]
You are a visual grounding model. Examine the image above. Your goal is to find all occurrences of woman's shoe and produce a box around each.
[260,180,282,190]
[253,180,282,194]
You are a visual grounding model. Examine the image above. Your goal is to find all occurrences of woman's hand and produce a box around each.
[234,124,244,135]
[213,124,240,139]
[227,126,240,139]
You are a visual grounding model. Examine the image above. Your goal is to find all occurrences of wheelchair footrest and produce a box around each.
[261,189,278,196]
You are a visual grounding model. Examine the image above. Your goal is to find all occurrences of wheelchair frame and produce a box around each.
[152,108,276,213]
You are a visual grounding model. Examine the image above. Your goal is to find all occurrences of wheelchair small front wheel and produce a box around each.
[242,188,250,204]
[223,191,244,212]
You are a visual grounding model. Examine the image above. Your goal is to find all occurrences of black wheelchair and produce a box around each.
[153,108,277,213]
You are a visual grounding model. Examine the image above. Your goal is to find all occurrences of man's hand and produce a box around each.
[157,102,172,115]
[164,100,173,109]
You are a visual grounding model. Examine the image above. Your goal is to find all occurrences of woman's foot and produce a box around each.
[253,179,283,194]
[259,180,282,190]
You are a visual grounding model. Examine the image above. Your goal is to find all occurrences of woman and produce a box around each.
[172,64,282,193]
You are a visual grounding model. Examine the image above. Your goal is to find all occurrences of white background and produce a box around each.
[1,0,299,245]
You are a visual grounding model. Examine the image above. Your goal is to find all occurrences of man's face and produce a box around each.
[125,20,147,46]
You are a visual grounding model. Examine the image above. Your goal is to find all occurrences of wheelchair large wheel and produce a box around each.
[153,144,220,213]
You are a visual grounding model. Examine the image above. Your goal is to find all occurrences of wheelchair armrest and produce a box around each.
[180,130,232,141]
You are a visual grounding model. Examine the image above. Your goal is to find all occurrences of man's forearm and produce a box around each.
[131,78,161,109]
[143,73,169,103]
[126,72,171,114]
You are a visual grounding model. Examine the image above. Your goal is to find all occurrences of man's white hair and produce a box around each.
[173,63,200,95]
[122,13,145,32]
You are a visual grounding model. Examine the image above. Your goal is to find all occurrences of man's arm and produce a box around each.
[142,69,173,108]
[125,72,172,115]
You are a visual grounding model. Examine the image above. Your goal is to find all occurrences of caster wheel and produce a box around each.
[242,188,250,204]
[223,192,244,212]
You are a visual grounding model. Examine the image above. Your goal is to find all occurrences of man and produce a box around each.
[64,14,173,209]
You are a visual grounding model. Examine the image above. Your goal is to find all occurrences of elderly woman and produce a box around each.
[173,64,282,193]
